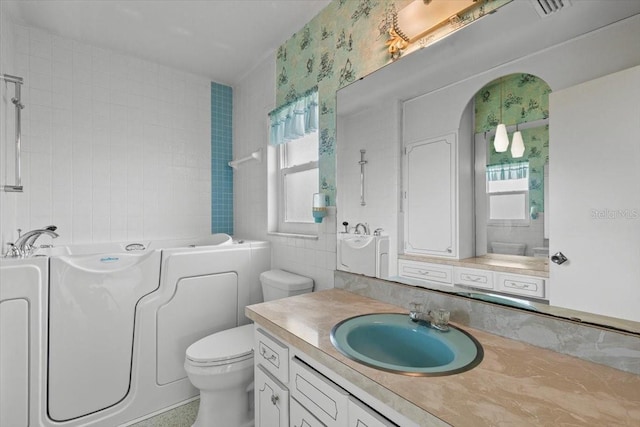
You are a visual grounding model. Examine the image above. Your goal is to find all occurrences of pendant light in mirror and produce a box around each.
[511,127,525,158]
[494,123,509,152]
[494,77,509,152]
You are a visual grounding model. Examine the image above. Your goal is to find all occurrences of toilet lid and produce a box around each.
[186,324,254,364]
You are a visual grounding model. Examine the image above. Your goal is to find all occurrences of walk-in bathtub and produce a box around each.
[0,234,270,427]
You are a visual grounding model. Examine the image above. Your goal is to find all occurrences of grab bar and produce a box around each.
[1,73,25,192]
[228,148,262,169]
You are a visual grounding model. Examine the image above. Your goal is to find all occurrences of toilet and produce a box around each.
[184,269,313,427]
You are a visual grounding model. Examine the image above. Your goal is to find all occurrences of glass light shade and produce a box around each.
[494,124,509,152]
[511,131,525,158]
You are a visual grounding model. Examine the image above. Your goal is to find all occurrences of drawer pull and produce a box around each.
[419,270,430,275]
[271,394,279,405]
[463,274,482,282]
[260,344,278,363]
[506,281,528,289]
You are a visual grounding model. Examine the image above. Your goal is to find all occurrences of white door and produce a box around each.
[404,134,456,257]
[255,365,289,427]
[549,65,640,322]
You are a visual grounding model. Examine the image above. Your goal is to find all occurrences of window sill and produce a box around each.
[267,231,319,240]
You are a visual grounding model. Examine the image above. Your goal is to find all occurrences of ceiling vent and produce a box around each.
[530,0,572,17]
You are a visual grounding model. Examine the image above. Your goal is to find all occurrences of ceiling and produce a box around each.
[4,0,331,85]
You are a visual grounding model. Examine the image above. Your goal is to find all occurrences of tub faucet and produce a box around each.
[409,302,450,332]
[354,222,369,235]
[6,226,59,258]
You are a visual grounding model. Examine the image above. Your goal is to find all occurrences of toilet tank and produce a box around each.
[259,269,314,302]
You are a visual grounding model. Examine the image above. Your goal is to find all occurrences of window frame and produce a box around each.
[275,137,319,235]
[487,190,531,226]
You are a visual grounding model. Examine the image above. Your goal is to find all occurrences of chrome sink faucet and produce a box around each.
[354,222,369,235]
[409,302,450,332]
[5,225,59,258]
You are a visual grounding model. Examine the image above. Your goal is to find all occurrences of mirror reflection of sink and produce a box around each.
[330,313,483,376]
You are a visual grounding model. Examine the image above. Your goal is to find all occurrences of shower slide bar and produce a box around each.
[359,149,367,206]
[1,73,24,192]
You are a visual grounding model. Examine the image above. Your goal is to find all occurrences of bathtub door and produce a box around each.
[156,271,238,385]
[48,251,161,421]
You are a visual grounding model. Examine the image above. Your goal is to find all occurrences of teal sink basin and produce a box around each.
[330,313,483,376]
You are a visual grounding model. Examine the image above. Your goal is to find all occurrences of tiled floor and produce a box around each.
[129,400,199,427]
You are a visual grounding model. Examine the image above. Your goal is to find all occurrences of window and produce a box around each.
[268,90,320,235]
[276,131,319,234]
[486,162,530,224]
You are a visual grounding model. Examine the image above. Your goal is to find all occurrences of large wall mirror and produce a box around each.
[336,1,640,333]
[474,74,550,259]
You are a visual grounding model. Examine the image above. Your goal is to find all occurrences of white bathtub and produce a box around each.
[0,257,48,427]
[0,235,270,427]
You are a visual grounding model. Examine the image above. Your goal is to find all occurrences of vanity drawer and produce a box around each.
[454,267,494,290]
[348,397,398,427]
[290,358,349,427]
[255,327,289,384]
[290,397,324,427]
[398,260,453,285]
[495,273,545,298]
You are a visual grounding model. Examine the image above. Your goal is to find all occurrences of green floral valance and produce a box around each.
[269,88,318,145]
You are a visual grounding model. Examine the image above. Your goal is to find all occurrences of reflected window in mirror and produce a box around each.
[487,161,530,223]
[473,74,551,258]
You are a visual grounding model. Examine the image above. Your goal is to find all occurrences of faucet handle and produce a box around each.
[431,309,451,331]
[4,243,20,258]
[409,302,423,322]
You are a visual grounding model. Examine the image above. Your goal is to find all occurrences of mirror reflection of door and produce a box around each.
[473,74,551,258]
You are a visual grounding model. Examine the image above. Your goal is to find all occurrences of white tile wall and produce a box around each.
[337,103,401,276]
[0,22,211,248]
[487,213,546,257]
[233,56,336,291]
[1,4,18,245]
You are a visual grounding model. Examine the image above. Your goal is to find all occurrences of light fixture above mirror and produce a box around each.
[386,0,485,59]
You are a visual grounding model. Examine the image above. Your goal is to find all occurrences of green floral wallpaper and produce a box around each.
[476,73,551,212]
[474,73,551,133]
[275,0,512,204]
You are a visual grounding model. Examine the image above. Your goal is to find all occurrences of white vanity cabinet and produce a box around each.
[403,134,457,257]
[401,99,474,261]
[398,259,453,286]
[290,397,324,427]
[255,365,289,427]
[290,358,349,426]
[254,328,290,427]
[348,397,397,427]
[253,325,404,427]
[494,273,545,299]
[399,259,548,300]
[453,267,494,290]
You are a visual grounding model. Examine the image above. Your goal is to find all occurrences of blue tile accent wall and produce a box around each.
[211,82,233,234]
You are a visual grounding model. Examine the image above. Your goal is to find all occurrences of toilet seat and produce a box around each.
[186,324,254,367]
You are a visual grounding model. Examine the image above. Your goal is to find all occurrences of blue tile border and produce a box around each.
[211,82,233,235]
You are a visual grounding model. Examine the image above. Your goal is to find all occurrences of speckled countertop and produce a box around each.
[246,289,640,427]
[399,253,549,278]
